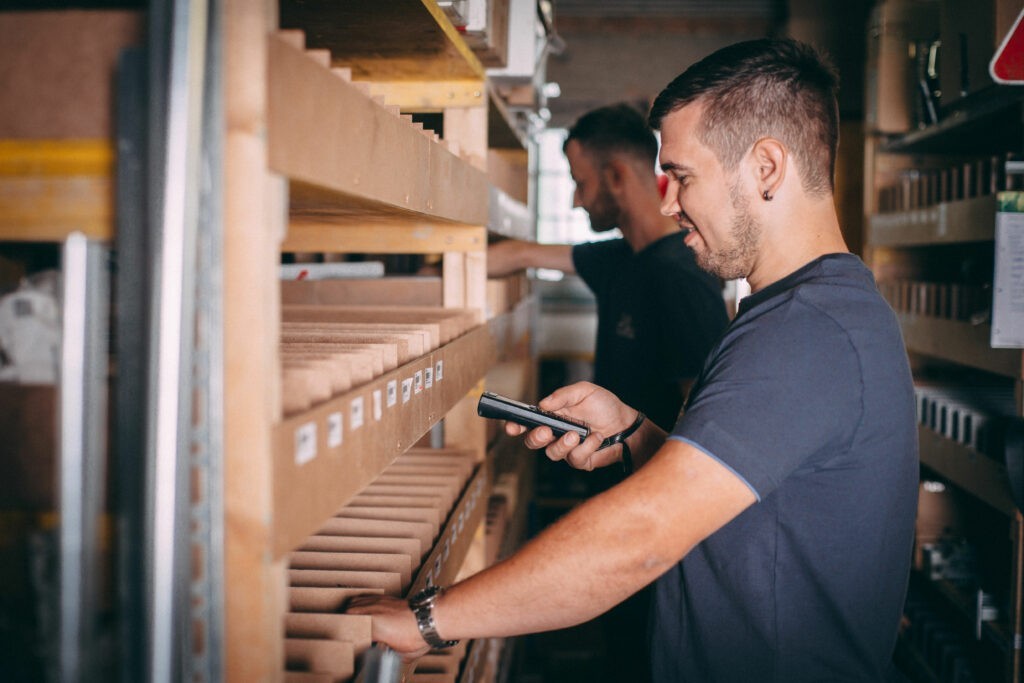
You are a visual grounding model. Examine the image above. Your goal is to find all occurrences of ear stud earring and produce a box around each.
[762,190,773,201]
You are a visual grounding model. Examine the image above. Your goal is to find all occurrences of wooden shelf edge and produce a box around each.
[407,460,490,596]
[267,34,489,227]
[282,217,486,254]
[898,313,1022,378]
[919,425,1017,517]
[869,196,996,247]
[271,325,497,557]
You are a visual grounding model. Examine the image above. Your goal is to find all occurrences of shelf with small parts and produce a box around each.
[864,10,1024,679]
[225,3,539,681]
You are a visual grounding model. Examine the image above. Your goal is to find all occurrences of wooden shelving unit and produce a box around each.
[864,6,1024,679]
[225,2,536,681]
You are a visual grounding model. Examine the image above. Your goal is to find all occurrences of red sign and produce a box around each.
[991,8,1024,84]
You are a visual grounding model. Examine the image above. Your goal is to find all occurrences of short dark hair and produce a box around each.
[564,103,659,169]
[648,38,839,196]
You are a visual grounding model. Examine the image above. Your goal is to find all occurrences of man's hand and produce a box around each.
[345,595,431,661]
[505,382,639,471]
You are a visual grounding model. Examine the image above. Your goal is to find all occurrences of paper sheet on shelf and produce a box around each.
[992,192,1024,348]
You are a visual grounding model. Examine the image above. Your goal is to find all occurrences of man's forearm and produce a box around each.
[626,418,667,470]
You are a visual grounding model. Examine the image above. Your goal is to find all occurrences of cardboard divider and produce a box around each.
[283,450,488,681]
[284,321,433,354]
[316,518,433,558]
[289,551,414,590]
[288,586,384,613]
[338,506,443,532]
[272,324,495,557]
[299,534,421,559]
[287,569,403,596]
[282,305,479,345]
[283,328,416,364]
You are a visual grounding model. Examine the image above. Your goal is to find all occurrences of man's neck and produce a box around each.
[746,200,848,292]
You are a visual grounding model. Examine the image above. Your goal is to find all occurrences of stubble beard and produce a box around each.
[586,181,621,233]
[694,182,760,280]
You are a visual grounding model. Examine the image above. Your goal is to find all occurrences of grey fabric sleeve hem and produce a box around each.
[667,435,762,502]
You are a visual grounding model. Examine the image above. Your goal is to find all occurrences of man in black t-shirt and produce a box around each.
[488,104,728,432]
[488,105,728,683]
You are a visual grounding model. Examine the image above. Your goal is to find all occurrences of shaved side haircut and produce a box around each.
[649,39,840,196]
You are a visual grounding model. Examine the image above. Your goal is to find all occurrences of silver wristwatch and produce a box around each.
[408,585,459,649]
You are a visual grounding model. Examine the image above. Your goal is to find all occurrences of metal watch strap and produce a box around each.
[598,411,646,474]
[408,585,459,650]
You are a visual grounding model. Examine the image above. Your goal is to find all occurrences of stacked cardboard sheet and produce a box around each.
[283,448,481,681]
[281,305,479,415]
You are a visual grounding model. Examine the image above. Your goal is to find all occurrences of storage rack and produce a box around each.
[225,2,537,681]
[864,6,1024,679]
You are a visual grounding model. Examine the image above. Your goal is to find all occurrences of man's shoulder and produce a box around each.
[574,236,630,257]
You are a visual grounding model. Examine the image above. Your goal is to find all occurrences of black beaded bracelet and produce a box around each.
[599,411,646,474]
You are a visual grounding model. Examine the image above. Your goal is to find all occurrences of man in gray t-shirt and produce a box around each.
[346,39,918,683]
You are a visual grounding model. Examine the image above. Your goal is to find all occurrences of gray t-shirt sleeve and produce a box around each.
[670,297,864,500]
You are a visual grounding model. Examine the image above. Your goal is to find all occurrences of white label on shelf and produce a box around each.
[401,378,413,404]
[372,389,383,421]
[386,379,398,407]
[294,422,317,466]
[435,360,444,381]
[424,366,434,389]
[992,202,1024,347]
[327,411,343,448]
[350,397,364,430]
[414,370,423,394]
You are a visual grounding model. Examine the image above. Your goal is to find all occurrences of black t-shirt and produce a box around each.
[572,233,728,431]
[658,254,919,682]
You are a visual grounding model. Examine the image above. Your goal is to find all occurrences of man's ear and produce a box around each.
[750,137,787,200]
[602,159,627,191]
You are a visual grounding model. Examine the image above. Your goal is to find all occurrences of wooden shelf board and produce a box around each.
[869,196,996,247]
[272,324,497,557]
[283,216,486,255]
[268,35,489,228]
[898,313,1022,378]
[279,0,485,82]
[918,425,1016,517]
[882,87,1024,155]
